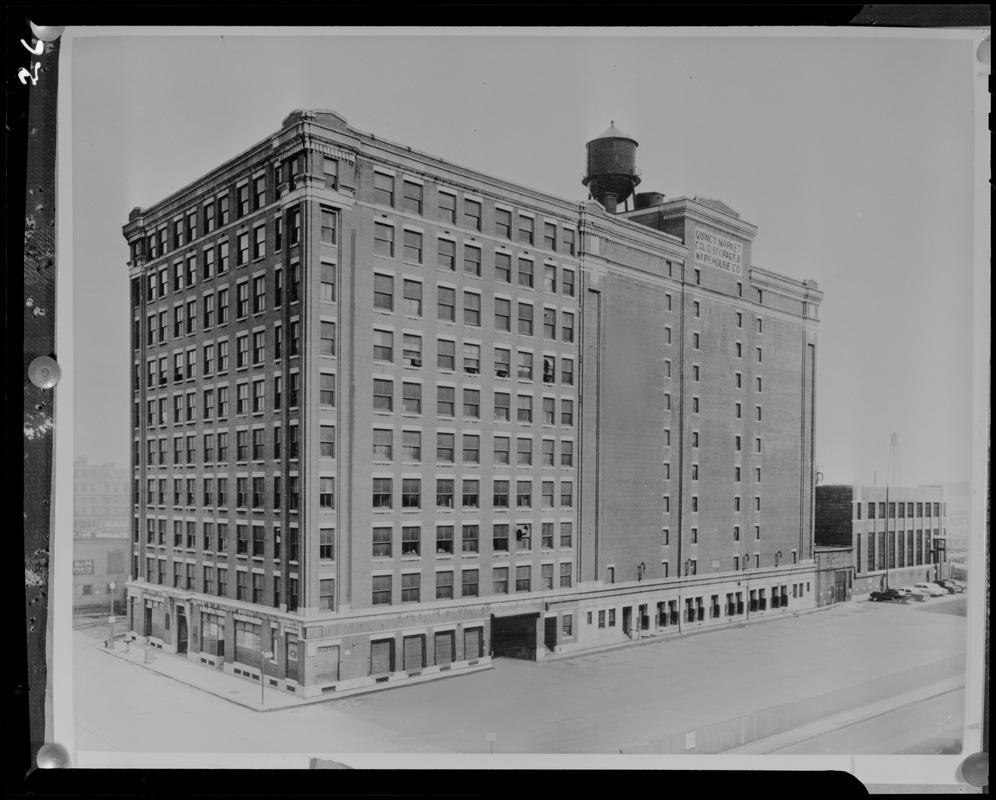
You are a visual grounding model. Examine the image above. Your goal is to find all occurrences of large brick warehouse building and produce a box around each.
[123,110,824,697]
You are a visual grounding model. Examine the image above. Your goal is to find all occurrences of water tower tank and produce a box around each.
[582,122,641,213]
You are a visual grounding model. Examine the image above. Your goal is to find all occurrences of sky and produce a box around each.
[68,28,986,488]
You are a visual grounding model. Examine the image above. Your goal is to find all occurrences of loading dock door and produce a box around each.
[464,627,483,660]
[434,631,455,666]
[371,639,394,675]
[491,612,539,660]
[315,645,340,683]
[403,635,425,672]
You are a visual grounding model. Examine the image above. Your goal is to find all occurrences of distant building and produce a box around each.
[815,484,948,595]
[122,110,823,697]
[73,457,130,613]
[813,545,853,606]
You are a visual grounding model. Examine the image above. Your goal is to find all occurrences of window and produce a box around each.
[401,524,421,555]
[320,373,335,406]
[437,338,455,370]
[374,172,395,206]
[374,222,395,257]
[320,321,336,356]
[561,312,575,343]
[493,480,510,508]
[403,229,423,263]
[562,268,575,297]
[372,527,392,558]
[373,428,393,460]
[518,351,534,381]
[319,425,336,458]
[493,566,509,594]
[401,572,422,603]
[518,303,533,335]
[323,156,339,190]
[543,222,557,252]
[436,571,454,599]
[462,479,479,509]
[373,273,394,311]
[462,568,479,597]
[561,358,574,386]
[373,379,393,411]
[437,286,456,321]
[463,245,481,277]
[542,482,555,508]
[462,434,480,464]
[560,522,573,548]
[561,399,574,426]
[561,481,573,508]
[372,575,392,605]
[515,565,531,592]
[402,382,421,413]
[463,388,481,419]
[438,192,456,224]
[543,309,557,341]
[495,208,512,239]
[401,279,423,317]
[495,298,511,332]
[436,526,454,555]
[402,430,421,461]
[495,252,512,283]
[372,478,393,509]
[494,348,512,380]
[542,396,556,424]
[462,525,479,554]
[447,196,477,235]
[373,329,394,362]
[436,478,454,508]
[517,258,535,289]
[517,481,532,508]
[403,334,422,367]
[463,343,481,374]
[518,215,535,245]
[433,385,454,416]
[463,291,481,326]
[402,180,423,215]
[494,436,511,464]
[517,395,533,424]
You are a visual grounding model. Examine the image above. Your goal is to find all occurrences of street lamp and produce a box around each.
[107,581,116,648]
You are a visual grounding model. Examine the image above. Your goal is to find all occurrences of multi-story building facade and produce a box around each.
[123,110,823,697]
[815,484,949,594]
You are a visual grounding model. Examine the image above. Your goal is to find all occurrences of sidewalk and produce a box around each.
[724,673,966,754]
[95,638,491,711]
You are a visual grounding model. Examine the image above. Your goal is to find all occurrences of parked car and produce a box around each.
[935,580,962,594]
[948,579,968,592]
[899,586,928,601]
[913,582,947,597]
[870,588,906,602]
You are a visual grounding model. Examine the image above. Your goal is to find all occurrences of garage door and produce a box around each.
[491,613,539,660]
[403,635,425,672]
[370,639,393,675]
[434,631,454,666]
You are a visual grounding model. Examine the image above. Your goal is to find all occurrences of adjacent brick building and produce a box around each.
[815,484,949,595]
[73,457,130,613]
[123,110,823,696]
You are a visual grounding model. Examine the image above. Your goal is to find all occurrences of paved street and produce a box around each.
[73,595,967,756]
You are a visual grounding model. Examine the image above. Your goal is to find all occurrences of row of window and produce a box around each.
[371,560,573,606]
[372,275,576,338]
[371,171,577,256]
[144,557,304,610]
[371,477,574,511]
[372,379,575,425]
[857,528,939,573]
[371,520,574,558]
[665,463,764,483]
[857,501,942,520]
[141,373,308,427]
[373,430,574,467]
[141,518,312,561]
[141,474,319,511]
[138,264,310,352]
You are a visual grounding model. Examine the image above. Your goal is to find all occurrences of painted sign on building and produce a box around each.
[694,227,743,275]
[73,560,94,575]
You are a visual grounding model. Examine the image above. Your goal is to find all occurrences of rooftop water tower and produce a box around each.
[582,121,641,213]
